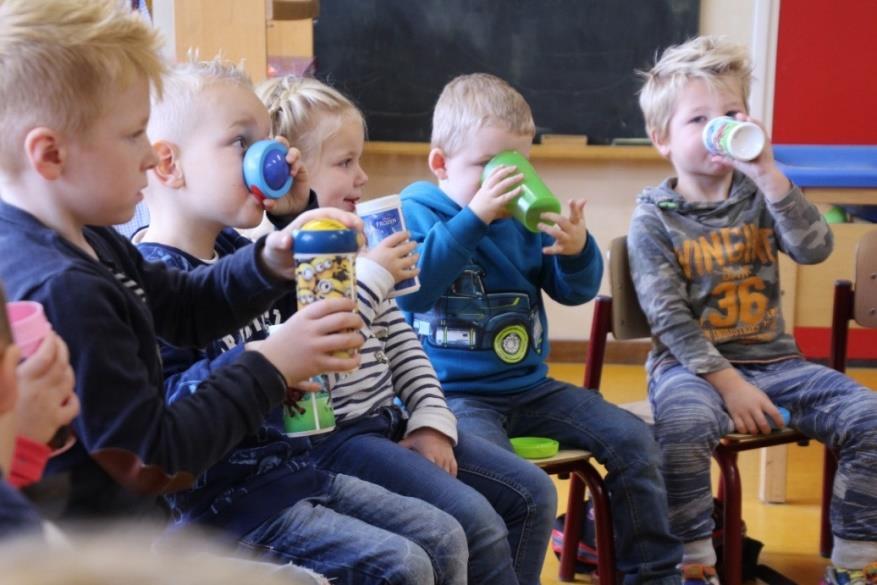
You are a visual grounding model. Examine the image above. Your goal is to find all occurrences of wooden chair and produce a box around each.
[587,236,815,585]
[533,449,616,582]
[826,229,877,558]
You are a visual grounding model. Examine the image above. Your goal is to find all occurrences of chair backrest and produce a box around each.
[583,236,652,391]
[853,229,877,328]
[607,236,651,340]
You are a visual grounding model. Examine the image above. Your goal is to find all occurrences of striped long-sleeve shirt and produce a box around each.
[324,258,458,444]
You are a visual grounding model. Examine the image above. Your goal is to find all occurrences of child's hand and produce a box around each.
[363,231,420,285]
[708,115,791,202]
[249,298,364,386]
[260,208,363,281]
[539,199,588,256]
[283,379,322,407]
[705,367,784,435]
[263,142,312,218]
[469,165,524,225]
[399,427,457,477]
[15,332,79,445]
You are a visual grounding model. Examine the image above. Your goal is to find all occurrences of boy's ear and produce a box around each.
[428,147,449,181]
[0,347,20,415]
[151,141,185,188]
[649,128,671,159]
[23,128,65,180]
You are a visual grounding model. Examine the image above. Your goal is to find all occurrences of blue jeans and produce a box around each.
[650,359,877,555]
[448,378,682,585]
[310,405,556,585]
[237,473,467,585]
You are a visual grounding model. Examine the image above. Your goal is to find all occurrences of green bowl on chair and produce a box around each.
[510,436,559,459]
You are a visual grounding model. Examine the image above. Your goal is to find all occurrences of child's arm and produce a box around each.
[628,210,784,433]
[537,200,604,305]
[703,367,783,435]
[138,208,359,348]
[396,198,487,313]
[355,229,419,324]
[37,269,361,495]
[718,116,833,264]
[379,302,458,475]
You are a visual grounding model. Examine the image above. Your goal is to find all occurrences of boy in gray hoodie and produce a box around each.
[630,36,877,584]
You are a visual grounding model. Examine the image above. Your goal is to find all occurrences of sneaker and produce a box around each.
[822,562,877,585]
[682,564,720,585]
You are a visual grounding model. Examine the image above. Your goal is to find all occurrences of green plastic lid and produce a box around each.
[510,436,559,460]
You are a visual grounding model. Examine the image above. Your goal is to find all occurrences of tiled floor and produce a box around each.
[538,363,877,584]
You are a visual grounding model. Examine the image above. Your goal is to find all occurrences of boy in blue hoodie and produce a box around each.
[398,72,683,585]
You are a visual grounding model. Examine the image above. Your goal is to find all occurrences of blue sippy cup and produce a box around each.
[243,140,293,201]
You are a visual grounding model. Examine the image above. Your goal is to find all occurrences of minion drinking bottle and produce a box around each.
[243,140,293,201]
[293,219,358,357]
[285,218,359,437]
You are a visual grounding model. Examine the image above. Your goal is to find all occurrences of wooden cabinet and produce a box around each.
[152,0,316,82]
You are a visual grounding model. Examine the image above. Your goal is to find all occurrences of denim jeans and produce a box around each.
[650,359,877,562]
[448,378,682,585]
[310,405,556,585]
[237,473,467,585]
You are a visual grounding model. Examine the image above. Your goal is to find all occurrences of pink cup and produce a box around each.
[7,301,51,359]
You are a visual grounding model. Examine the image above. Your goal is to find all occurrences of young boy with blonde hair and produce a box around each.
[136,59,467,585]
[633,35,877,584]
[397,72,683,584]
[258,74,561,585]
[0,0,368,538]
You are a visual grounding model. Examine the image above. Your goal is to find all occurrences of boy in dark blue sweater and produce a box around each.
[130,59,467,585]
[0,0,368,538]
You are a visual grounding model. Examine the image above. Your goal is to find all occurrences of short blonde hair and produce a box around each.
[0,0,165,174]
[256,76,364,167]
[639,36,753,142]
[149,56,253,144]
[431,73,535,156]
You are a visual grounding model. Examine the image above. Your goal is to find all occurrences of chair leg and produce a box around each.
[715,447,743,585]
[558,474,586,582]
[820,446,837,558]
[578,464,618,585]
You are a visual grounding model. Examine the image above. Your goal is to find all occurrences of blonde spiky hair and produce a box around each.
[639,36,753,142]
[0,0,166,174]
[148,54,253,144]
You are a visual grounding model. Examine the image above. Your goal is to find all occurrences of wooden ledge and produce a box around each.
[364,141,666,162]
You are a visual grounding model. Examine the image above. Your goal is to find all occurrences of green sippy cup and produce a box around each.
[481,151,561,232]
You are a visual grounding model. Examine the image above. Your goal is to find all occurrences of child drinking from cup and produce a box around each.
[395,72,684,585]
[136,57,466,585]
[258,74,557,585]
[632,35,877,583]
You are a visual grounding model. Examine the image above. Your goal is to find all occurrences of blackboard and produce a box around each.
[314,0,699,145]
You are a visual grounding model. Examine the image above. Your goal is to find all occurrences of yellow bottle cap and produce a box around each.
[302,218,347,231]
